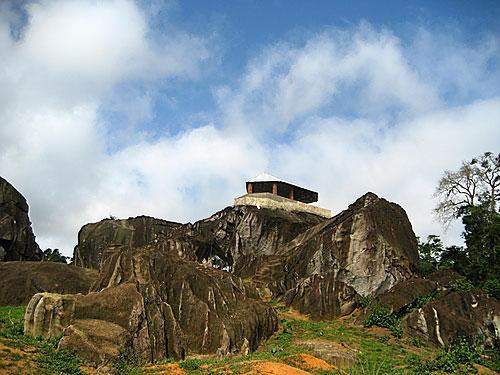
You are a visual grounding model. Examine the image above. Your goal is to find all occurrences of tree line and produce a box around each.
[419,151,499,299]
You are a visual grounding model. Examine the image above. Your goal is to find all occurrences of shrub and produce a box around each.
[449,277,474,292]
[113,347,142,375]
[363,305,402,338]
[358,295,373,308]
[480,277,500,299]
[412,337,481,374]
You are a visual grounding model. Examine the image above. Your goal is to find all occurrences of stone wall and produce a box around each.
[234,193,332,218]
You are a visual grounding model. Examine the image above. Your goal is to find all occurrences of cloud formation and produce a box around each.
[0,1,498,255]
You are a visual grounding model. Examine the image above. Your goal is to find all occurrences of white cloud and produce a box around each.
[272,98,500,246]
[220,26,442,133]
[216,24,500,246]
[0,2,498,257]
[0,0,212,253]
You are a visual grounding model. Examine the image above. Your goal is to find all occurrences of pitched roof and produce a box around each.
[248,173,284,182]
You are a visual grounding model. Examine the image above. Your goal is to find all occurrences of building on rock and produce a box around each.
[234,173,332,218]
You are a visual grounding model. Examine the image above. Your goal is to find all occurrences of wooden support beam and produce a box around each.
[289,187,294,200]
[272,182,277,195]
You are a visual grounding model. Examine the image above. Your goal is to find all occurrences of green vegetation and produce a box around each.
[358,295,372,308]
[2,303,497,374]
[363,304,402,338]
[0,305,84,374]
[36,338,83,375]
[179,358,205,371]
[420,151,499,298]
[412,337,482,374]
[0,305,24,339]
[113,348,143,375]
[42,247,69,263]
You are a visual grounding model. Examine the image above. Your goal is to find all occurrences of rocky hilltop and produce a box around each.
[73,206,324,274]
[73,215,183,269]
[0,176,41,261]
[23,192,426,365]
[255,192,419,319]
[0,176,495,371]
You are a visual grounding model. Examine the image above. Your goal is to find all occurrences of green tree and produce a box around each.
[434,152,499,225]
[431,152,499,298]
[42,248,69,263]
[417,235,444,276]
[461,205,499,297]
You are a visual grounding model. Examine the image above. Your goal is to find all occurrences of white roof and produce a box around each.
[248,173,285,182]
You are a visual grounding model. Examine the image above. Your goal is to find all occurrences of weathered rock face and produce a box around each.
[374,277,439,315]
[0,261,97,306]
[25,242,278,365]
[403,291,500,348]
[73,216,182,269]
[179,206,325,277]
[254,193,419,319]
[73,206,325,275]
[283,273,359,320]
[0,176,41,261]
[362,274,500,349]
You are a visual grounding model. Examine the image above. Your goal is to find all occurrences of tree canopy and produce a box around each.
[434,152,499,225]
[420,151,500,299]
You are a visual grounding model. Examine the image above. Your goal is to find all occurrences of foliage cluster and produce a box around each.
[412,337,482,374]
[112,347,143,375]
[422,152,500,299]
[42,247,69,263]
[363,304,402,338]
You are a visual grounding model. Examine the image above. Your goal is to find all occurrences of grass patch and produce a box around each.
[36,338,83,375]
[0,305,25,339]
[179,358,204,371]
[0,305,85,374]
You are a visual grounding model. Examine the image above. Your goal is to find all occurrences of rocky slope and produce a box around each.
[0,261,97,306]
[73,206,324,274]
[25,242,278,365]
[0,176,41,261]
[362,270,500,349]
[23,191,499,367]
[174,206,325,277]
[254,192,419,319]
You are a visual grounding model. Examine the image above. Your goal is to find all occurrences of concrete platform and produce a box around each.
[234,193,332,218]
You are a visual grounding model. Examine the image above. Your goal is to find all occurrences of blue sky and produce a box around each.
[0,0,499,255]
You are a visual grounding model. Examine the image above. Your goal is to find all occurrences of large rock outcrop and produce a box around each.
[73,206,325,274]
[0,261,97,306]
[175,206,325,277]
[73,216,182,269]
[362,273,500,349]
[70,192,418,322]
[0,176,41,261]
[403,291,500,348]
[25,242,278,365]
[254,192,419,319]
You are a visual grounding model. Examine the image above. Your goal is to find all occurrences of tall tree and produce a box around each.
[434,152,499,225]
